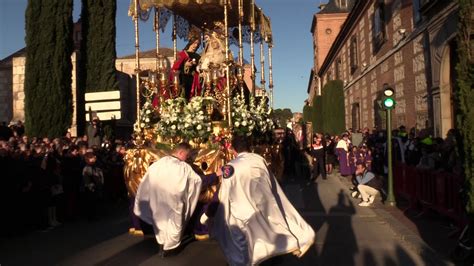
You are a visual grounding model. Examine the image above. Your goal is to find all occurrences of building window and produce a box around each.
[336,0,348,9]
[372,0,386,52]
[350,36,358,73]
[413,0,422,24]
[336,57,342,80]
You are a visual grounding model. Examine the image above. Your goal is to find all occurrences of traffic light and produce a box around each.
[382,84,395,109]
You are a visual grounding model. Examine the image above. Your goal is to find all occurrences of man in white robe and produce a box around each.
[204,136,316,265]
[134,143,202,254]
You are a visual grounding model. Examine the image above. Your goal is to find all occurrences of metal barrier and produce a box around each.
[393,163,466,227]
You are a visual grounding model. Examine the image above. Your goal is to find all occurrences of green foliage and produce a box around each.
[302,105,312,122]
[455,0,474,222]
[321,80,345,135]
[24,0,73,138]
[272,108,293,128]
[80,0,118,92]
[312,95,324,133]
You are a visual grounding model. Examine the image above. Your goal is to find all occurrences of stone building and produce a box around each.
[0,22,82,134]
[307,0,355,105]
[0,48,24,125]
[314,0,459,137]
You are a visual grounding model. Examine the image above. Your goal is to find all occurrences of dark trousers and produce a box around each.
[311,158,327,179]
[139,219,154,235]
[128,197,141,230]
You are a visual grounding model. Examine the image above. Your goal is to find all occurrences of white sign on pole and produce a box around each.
[85,90,121,121]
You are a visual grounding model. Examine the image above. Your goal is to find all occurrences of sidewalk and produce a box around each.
[335,173,457,265]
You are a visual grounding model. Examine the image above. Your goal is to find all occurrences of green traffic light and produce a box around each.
[383,98,395,108]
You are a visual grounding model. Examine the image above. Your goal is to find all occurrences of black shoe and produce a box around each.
[181,234,195,245]
[160,249,177,258]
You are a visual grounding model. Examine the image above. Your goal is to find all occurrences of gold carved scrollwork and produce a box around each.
[123,148,166,197]
[124,146,228,201]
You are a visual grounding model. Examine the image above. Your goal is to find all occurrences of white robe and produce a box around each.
[212,152,315,266]
[134,156,202,250]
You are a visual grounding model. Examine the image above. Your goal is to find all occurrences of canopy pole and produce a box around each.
[268,41,274,109]
[238,0,244,66]
[172,14,177,60]
[133,0,141,127]
[154,7,160,69]
[250,0,256,96]
[224,0,232,126]
[259,36,266,94]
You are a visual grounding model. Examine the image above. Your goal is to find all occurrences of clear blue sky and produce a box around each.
[0,0,326,113]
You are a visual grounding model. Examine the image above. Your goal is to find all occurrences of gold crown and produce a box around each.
[187,26,202,41]
[213,21,225,34]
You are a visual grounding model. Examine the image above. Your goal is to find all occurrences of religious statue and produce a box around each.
[171,36,202,100]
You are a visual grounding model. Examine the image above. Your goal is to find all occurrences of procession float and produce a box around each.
[124,0,284,202]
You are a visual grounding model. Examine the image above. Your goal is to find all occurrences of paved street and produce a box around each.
[1,173,453,266]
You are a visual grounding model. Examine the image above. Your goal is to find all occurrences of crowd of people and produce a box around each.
[0,119,129,235]
[290,124,463,207]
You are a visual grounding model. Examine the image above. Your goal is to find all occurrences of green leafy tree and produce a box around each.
[80,0,118,92]
[272,108,293,128]
[312,95,324,133]
[24,0,73,137]
[455,0,474,243]
[321,80,345,135]
[303,105,312,122]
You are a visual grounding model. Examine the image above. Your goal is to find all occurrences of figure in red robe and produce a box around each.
[171,37,202,100]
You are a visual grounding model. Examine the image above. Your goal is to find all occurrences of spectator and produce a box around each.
[306,134,326,184]
[87,117,103,148]
[325,135,336,175]
[82,152,104,220]
[0,121,13,140]
[353,162,382,207]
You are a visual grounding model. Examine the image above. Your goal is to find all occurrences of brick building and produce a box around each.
[311,0,459,137]
[307,0,355,105]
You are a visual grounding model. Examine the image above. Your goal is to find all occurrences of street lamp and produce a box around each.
[383,83,396,206]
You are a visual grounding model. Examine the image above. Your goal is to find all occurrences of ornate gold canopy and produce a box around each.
[129,0,272,42]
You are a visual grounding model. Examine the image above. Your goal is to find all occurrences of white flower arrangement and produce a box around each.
[134,100,160,132]
[156,97,187,138]
[181,96,215,140]
[232,93,256,136]
[232,93,274,140]
[156,97,214,141]
[251,95,275,134]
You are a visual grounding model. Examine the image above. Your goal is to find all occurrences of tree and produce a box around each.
[272,108,293,128]
[303,105,312,122]
[321,80,345,135]
[24,0,73,137]
[455,0,474,245]
[80,0,118,92]
[312,95,324,133]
